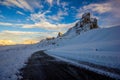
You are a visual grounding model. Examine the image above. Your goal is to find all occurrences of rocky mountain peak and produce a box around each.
[82,12,90,22]
[74,12,98,34]
[63,12,99,37]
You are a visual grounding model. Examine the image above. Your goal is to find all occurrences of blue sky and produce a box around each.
[0,0,120,43]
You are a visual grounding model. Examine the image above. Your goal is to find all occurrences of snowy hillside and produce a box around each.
[34,12,120,79]
[0,44,42,80]
[46,26,120,79]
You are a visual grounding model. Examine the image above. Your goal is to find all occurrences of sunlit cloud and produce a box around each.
[22,21,76,31]
[0,30,58,43]
[0,0,42,12]
[0,39,16,45]
[0,21,75,32]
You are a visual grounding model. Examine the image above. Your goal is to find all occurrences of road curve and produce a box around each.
[18,51,115,80]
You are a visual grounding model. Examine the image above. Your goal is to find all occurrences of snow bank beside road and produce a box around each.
[46,26,120,79]
[0,45,41,80]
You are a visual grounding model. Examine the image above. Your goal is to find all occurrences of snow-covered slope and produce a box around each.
[0,44,42,80]
[46,26,120,79]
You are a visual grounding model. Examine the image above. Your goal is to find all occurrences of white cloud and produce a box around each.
[0,0,33,11]
[22,21,75,32]
[83,3,112,14]
[0,20,75,33]
[48,9,68,21]
[29,11,50,22]
[0,22,13,26]
[16,11,25,15]
[27,9,72,31]
[0,22,23,26]
[0,0,43,12]
[46,0,53,6]
[2,30,40,35]
[76,3,112,18]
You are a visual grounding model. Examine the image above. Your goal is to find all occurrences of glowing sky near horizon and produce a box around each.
[0,0,120,43]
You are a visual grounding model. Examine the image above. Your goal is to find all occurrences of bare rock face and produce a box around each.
[82,12,90,23]
[74,12,98,34]
[57,32,63,38]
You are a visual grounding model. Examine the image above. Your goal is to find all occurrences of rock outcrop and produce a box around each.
[38,12,99,47]
[75,12,98,34]
[63,12,98,36]
[57,32,63,38]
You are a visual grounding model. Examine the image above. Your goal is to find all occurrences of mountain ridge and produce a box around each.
[38,12,99,47]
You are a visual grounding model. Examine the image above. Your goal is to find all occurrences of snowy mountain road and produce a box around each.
[18,51,115,80]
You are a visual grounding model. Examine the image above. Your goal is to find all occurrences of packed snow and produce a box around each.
[46,26,120,79]
[0,45,42,80]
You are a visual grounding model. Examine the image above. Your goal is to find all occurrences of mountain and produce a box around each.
[63,12,98,38]
[37,12,99,48]
[36,13,120,79]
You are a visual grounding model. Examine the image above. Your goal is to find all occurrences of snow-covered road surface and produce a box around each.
[19,51,116,80]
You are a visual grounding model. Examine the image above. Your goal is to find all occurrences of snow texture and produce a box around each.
[0,45,41,80]
[46,26,120,79]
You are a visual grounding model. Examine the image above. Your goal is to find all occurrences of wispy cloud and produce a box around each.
[26,8,73,31]
[48,9,68,21]
[16,11,25,15]
[46,0,53,6]
[46,0,60,6]
[0,22,23,26]
[0,21,75,32]
[83,3,111,14]
[76,3,111,18]
[0,30,58,43]
[29,11,51,22]
[2,30,40,35]
[0,0,42,12]
[22,21,75,32]
[0,22,13,26]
